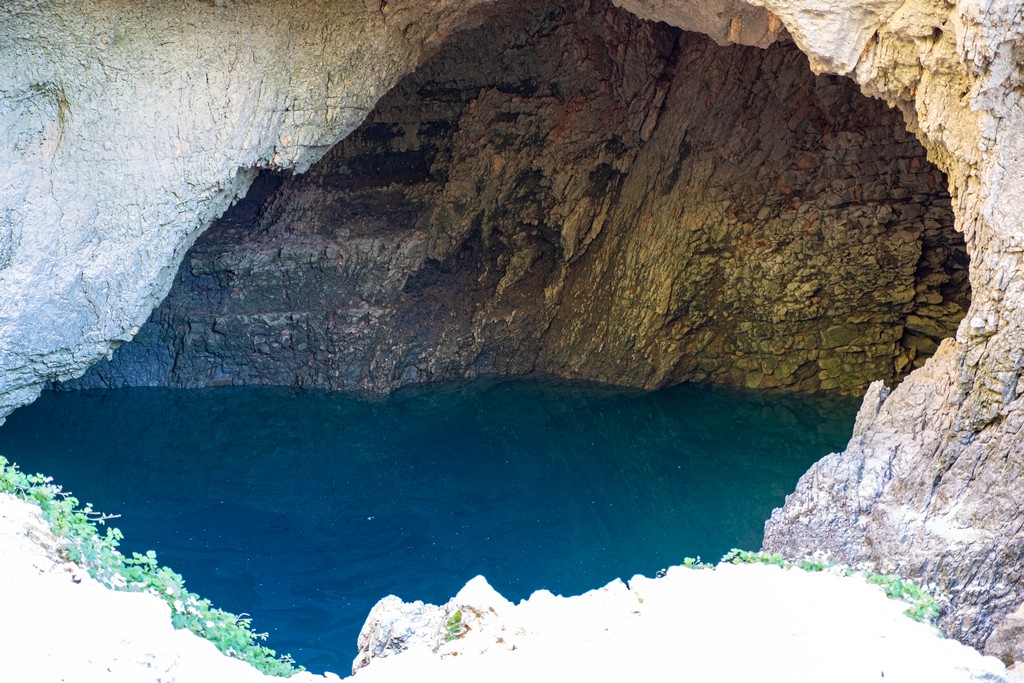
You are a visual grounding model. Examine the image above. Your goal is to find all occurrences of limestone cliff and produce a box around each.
[744,0,1024,664]
[61,1,965,396]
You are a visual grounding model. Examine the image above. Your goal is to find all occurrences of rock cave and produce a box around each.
[2,0,1024,674]
[57,1,970,398]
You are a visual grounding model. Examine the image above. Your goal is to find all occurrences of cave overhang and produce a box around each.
[0,0,1015,421]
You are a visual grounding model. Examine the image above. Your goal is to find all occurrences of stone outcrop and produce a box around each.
[60,1,965,396]
[345,567,1008,682]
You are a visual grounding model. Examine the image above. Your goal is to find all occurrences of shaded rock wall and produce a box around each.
[64,0,965,396]
[602,0,1024,664]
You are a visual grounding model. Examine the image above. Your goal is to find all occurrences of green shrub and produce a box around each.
[864,572,942,624]
[0,456,302,677]
[717,548,941,625]
[444,609,465,641]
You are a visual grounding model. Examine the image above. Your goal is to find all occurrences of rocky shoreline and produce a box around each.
[0,491,1009,682]
[346,566,1008,682]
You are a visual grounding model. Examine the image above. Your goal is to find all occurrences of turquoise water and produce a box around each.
[0,378,857,674]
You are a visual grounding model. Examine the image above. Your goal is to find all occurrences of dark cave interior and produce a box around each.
[59,0,969,397]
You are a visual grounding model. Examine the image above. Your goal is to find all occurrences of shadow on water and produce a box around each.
[0,377,858,674]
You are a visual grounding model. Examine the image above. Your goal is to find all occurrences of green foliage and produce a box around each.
[717,548,940,625]
[865,572,942,624]
[0,457,302,677]
[444,609,465,642]
[722,549,791,568]
[796,558,830,573]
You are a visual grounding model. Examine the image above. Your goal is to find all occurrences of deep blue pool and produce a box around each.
[0,378,857,674]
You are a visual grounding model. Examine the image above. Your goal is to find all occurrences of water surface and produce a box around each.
[0,378,857,674]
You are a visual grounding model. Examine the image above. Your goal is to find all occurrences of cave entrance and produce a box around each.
[62,0,969,396]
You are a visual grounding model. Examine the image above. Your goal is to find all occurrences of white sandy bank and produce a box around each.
[0,492,1011,683]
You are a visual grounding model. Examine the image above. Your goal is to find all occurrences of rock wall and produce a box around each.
[0,0,498,423]
[61,0,965,396]
[599,0,1024,664]
[740,0,1024,666]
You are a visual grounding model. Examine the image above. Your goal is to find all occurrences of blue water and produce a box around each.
[0,378,857,674]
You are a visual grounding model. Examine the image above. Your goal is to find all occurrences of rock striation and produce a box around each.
[61,0,965,396]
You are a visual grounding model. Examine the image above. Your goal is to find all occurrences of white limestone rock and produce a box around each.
[353,596,444,671]
[349,566,1009,683]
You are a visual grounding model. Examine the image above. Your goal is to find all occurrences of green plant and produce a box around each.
[864,572,941,624]
[718,548,940,625]
[722,549,791,568]
[444,609,465,641]
[0,457,302,676]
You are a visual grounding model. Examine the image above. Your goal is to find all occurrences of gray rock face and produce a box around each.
[353,595,444,672]
[763,344,1024,659]
[0,0,496,423]
[749,0,1024,664]
[60,1,966,396]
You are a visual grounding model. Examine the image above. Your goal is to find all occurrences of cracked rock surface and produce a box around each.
[62,0,965,396]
